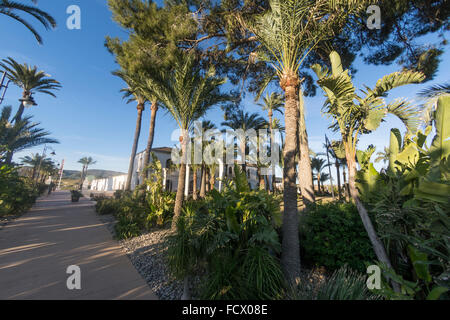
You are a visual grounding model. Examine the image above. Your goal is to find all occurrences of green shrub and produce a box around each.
[299,202,375,273]
[115,214,141,240]
[0,165,44,216]
[297,265,380,300]
[95,198,120,215]
[168,165,285,300]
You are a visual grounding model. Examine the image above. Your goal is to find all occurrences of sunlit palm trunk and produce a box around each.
[297,92,315,206]
[141,101,158,182]
[125,103,144,191]
[172,135,187,231]
[192,168,198,200]
[209,167,215,191]
[199,164,206,198]
[345,145,400,292]
[280,73,301,287]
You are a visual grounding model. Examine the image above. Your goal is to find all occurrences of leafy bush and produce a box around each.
[114,214,141,240]
[167,164,285,300]
[297,265,380,300]
[95,198,120,215]
[299,202,375,273]
[0,165,44,216]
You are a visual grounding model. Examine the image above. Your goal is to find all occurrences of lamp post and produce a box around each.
[57,159,65,190]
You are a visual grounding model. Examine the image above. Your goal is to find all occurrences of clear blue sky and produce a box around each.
[2,0,449,176]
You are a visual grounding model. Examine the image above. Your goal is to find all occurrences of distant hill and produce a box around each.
[63,169,126,180]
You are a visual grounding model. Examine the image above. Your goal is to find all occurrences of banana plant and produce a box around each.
[312,51,424,286]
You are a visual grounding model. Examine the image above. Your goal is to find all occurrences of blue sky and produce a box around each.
[1,0,449,177]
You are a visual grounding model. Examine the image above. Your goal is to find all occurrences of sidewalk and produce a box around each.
[0,191,158,300]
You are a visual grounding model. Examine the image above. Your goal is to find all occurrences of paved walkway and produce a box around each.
[0,191,158,300]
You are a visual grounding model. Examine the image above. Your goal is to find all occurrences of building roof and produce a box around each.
[137,147,173,155]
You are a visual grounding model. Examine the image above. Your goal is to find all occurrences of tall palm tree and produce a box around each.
[196,120,216,198]
[114,70,148,191]
[247,0,365,285]
[0,57,61,123]
[145,54,226,230]
[312,50,424,291]
[257,92,283,192]
[0,105,58,164]
[141,98,159,180]
[78,157,96,190]
[221,110,266,173]
[0,0,56,44]
[311,157,328,195]
[20,153,45,180]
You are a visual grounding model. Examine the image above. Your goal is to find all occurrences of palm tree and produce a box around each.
[257,92,283,192]
[312,51,424,291]
[247,0,365,285]
[141,98,159,181]
[78,157,96,190]
[196,120,217,198]
[0,106,58,164]
[221,110,266,173]
[145,53,226,230]
[21,153,44,180]
[114,70,148,191]
[417,82,450,125]
[374,147,390,165]
[311,157,328,195]
[0,0,56,44]
[0,57,61,123]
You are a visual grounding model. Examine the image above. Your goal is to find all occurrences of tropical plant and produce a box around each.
[312,50,425,291]
[167,164,285,300]
[311,157,329,195]
[246,0,367,285]
[144,53,227,230]
[257,92,283,192]
[0,106,58,164]
[221,110,267,173]
[0,0,56,44]
[0,164,46,216]
[299,202,375,273]
[0,57,61,122]
[297,265,380,300]
[77,157,96,190]
[417,82,450,125]
[113,70,148,190]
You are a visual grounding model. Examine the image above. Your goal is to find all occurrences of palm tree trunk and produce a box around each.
[345,147,400,292]
[125,104,144,191]
[240,141,246,173]
[297,91,315,206]
[172,134,188,231]
[13,100,25,123]
[280,74,301,287]
[209,167,215,191]
[336,163,342,201]
[342,166,350,201]
[269,112,277,193]
[141,101,158,181]
[199,164,206,198]
[192,168,198,200]
[317,173,321,195]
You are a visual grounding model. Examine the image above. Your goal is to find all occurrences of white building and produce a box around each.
[90,147,277,193]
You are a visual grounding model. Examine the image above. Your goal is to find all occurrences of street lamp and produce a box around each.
[36,145,56,184]
[19,94,37,108]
